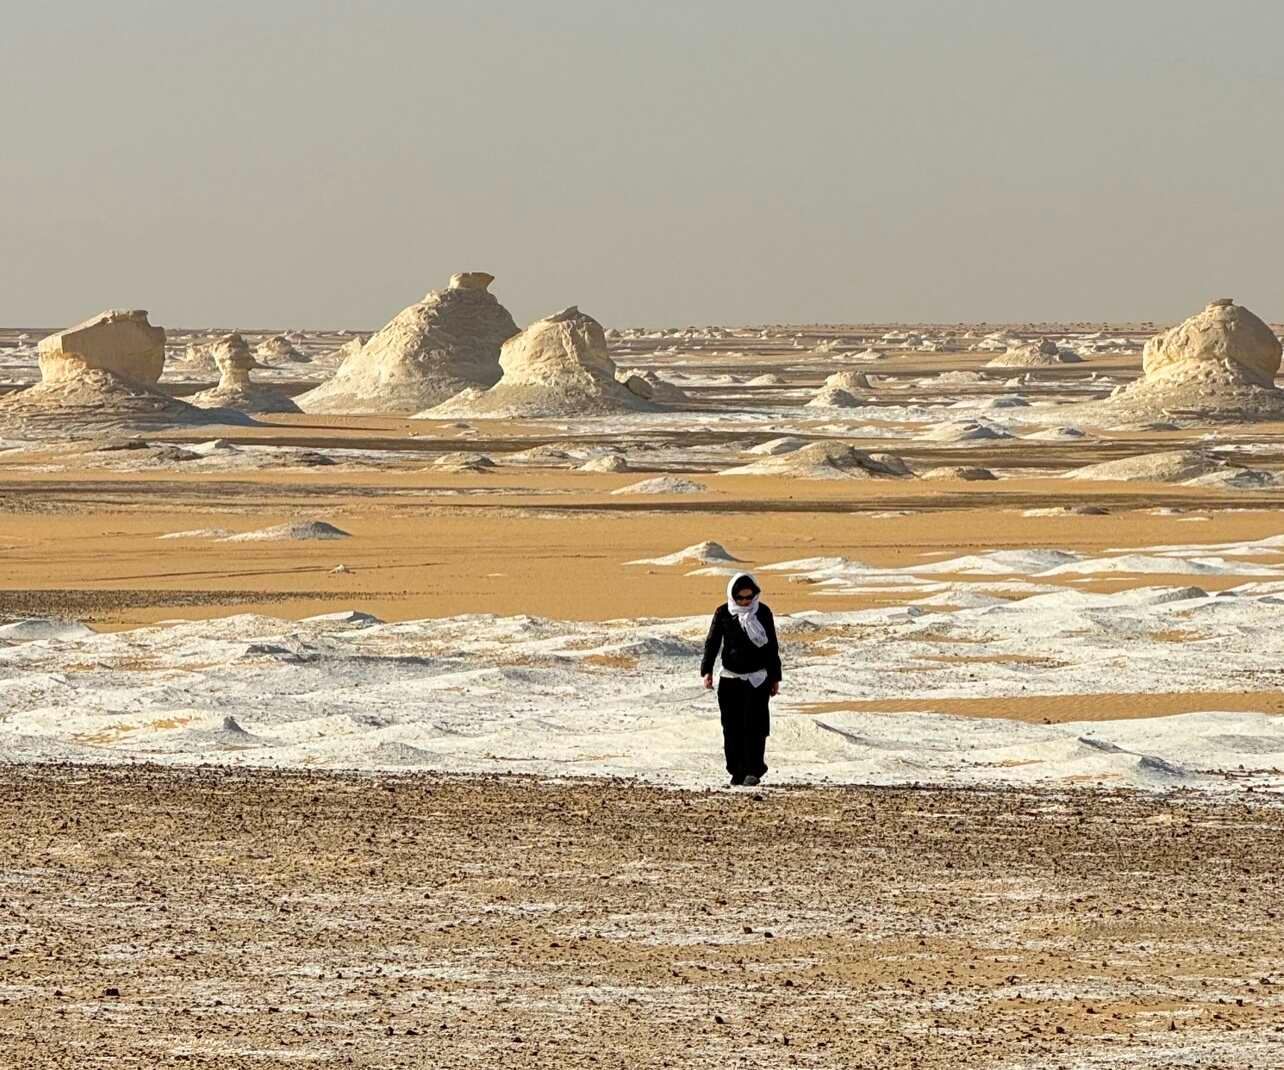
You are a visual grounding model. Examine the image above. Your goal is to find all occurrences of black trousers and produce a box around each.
[717,676,770,780]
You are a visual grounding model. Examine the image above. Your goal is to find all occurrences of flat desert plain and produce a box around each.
[2,317,1283,1067]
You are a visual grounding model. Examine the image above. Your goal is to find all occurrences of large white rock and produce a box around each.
[0,310,249,437]
[1040,299,1284,426]
[1142,298,1280,386]
[424,307,656,418]
[37,309,165,384]
[297,273,519,414]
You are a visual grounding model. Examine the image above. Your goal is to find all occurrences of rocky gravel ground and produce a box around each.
[1,766,1281,1068]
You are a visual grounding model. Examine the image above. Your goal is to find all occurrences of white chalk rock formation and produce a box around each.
[1049,300,1284,425]
[0,310,247,436]
[986,338,1082,367]
[615,368,688,403]
[579,454,629,473]
[611,476,706,495]
[919,465,998,481]
[297,273,519,414]
[38,309,165,384]
[424,307,657,418]
[720,441,911,480]
[806,385,861,408]
[1065,450,1228,483]
[824,370,871,391]
[257,334,309,364]
[190,334,300,414]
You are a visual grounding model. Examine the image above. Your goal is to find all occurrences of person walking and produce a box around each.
[700,572,782,786]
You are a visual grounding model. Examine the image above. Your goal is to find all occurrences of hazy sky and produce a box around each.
[3,1,1282,328]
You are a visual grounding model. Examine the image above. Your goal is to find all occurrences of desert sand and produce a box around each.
[4,306,1284,1066]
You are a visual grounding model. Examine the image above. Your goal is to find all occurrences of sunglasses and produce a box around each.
[733,593,755,603]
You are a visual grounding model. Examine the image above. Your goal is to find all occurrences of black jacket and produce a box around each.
[700,603,782,682]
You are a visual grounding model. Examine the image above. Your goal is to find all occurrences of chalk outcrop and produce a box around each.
[297,273,519,414]
[720,440,912,480]
[424,307,657,417]
[37,309,166,384]
[986,338,1082,367]
[189,334,300,414]
[0,310,247,436]
[257,334,308,364]
[1049,300,1284,425]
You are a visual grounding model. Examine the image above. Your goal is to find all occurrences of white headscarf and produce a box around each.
[726,572,769,647]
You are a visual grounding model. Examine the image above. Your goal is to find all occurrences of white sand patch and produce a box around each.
[2,588,1283,795]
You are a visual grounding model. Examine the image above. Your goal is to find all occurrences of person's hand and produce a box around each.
[769,680,780,696]
[702,674,713,690]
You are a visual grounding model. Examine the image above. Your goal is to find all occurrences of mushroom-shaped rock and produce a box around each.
[0,310,251,437]
[189,334,300,414]
[296,274,519,414]
[449,272,495,291]
[423,307,657,417]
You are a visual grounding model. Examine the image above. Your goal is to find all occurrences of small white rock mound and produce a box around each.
[424,307,657,418]
[610,476,706,495]
[0,310,249,436]
[628,541,742,566]
[1023,425,1086,441]
[614,368,688,403]
[720,440,912,480]
[579,454,629,472]
[745,436,808,456]
[257,334,309,364]
[919,465,998,481]
[986,338,1082,367]
[806,385,861,408]
[1065,450,1226,483]
[222,520,351,542]
[429,451,497,472]
[296,273,519,414]
[189,334,300,414]
[1054,300,1284,424]
[824,370,871,391]
[923,420,1012,442]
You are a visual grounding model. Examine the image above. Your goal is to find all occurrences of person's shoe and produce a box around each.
[729,775,745,786]
[742,774,760,787]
